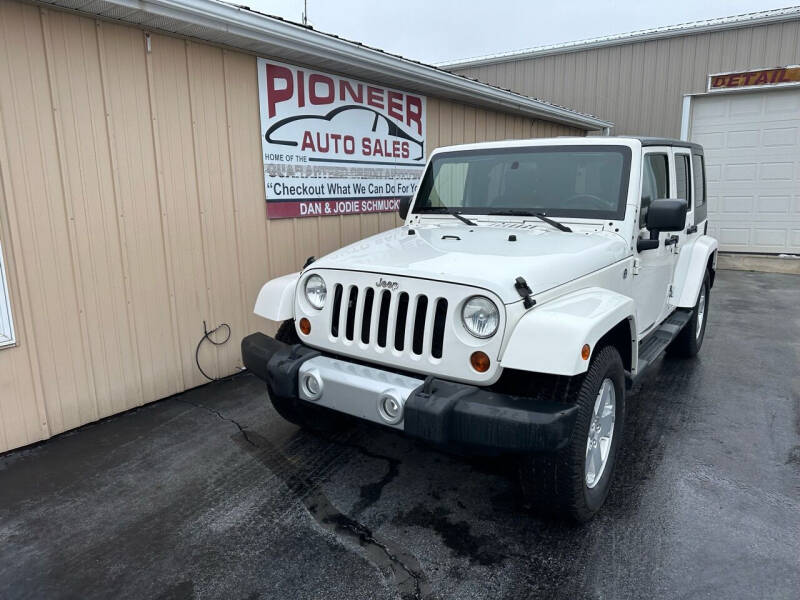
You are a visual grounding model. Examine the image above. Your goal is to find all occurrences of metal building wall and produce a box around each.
[453,20,800,137]
[0,1,584,452]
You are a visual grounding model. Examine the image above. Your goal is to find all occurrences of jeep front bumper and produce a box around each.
[241,332,578,452]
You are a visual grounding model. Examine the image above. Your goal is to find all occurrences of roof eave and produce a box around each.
[31,0,611,130]
[440,7,800,69]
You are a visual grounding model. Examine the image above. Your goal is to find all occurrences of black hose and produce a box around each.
[195,320,231,382]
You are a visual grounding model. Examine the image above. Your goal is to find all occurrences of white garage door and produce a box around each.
[689,88,800,253]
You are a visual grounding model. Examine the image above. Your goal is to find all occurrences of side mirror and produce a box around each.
[646,198,687,232]
[398,197,411,220]
[636,238,659,252]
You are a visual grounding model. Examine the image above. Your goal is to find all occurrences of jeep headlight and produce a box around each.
[304,274,327,309]
[462,296,499,339]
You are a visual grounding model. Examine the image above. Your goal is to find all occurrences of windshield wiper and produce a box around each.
[416,206,477,226]
[487,210,572,232]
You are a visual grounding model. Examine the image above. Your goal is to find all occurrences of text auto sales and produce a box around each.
[300,132,411,159]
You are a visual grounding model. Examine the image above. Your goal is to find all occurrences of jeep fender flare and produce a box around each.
[254,272,299,321]
[671,235,718,308]
[500,287,637,376]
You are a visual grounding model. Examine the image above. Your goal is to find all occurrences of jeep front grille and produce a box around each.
[330,284,448,359]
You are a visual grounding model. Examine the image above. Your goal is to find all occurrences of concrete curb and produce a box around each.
[717,252,800,275]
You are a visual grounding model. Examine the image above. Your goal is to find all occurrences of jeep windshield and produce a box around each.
[413,145,632,221]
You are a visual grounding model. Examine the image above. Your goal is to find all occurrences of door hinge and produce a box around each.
[632,258,641,276]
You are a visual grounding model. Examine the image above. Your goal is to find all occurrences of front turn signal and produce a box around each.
[470,351,490,373]
[299,318,311,335]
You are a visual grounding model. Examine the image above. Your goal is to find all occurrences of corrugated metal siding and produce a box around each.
[0,0,584,452]
[454,20,800,137]
[426,97,582,148]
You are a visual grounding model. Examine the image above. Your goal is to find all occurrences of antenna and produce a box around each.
[302,0,308,25]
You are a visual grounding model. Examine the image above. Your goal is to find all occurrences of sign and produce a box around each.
[708,66,800,92]
[257,59,427,219]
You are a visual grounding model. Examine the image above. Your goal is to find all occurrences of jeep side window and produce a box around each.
[675,154,691,208]
[691,153,708,223]
[691,154,706,207]
[640,153,669,227]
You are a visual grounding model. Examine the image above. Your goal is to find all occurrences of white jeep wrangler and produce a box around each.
[242,137,718,521]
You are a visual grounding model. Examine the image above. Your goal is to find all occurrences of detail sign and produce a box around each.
[708,66,800,91]
[257,59,427,219]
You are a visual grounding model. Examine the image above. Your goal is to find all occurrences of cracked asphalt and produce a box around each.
[1,269,798,599]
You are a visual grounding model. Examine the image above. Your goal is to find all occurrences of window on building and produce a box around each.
[641,153,669,227]
[675,154,691,208]
[0,235,15,348]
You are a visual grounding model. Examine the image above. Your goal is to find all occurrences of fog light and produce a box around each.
[302,371,322,400]
[299,318,311,335]
[470,351,490,373]
[377,391,404,425]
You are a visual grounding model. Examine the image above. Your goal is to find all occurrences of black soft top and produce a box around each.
[634,137,704,154]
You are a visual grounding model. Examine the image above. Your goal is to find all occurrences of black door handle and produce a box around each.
[686,224,698,234]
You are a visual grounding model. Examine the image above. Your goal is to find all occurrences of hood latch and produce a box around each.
[514,277,536,309]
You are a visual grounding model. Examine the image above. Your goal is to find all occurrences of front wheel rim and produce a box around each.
[696,285,707,339]
[585,378,616,489]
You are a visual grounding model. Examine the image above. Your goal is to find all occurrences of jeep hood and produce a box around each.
[312,224,628,304]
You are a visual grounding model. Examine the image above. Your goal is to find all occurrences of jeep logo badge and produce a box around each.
[375,277,399,291]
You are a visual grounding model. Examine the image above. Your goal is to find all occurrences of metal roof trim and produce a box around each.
[440,6,800,69]
[31,0,613,130]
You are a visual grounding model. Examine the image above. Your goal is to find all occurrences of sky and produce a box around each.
[241,0,797,64]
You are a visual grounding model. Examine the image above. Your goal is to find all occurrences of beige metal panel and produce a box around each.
[763,23,783,64]
[267,218,299,277]
[0,0,586,452]
[103,22,183,400]
[778,21,798,59]
[0,2,93,436]
[452,20,800,137]
[0,163,48,452]
[45,11,143,420]
[149,33,216,387]
[340,214,362,247]
[184,40,243,381]
[359,213,381,239]
[662,37,686,138]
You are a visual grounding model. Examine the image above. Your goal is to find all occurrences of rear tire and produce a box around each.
[667,271,710,358]
[518,346,626,522]
[268,320,350,432]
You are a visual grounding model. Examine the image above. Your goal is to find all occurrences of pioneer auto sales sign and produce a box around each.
[257,59,427,219]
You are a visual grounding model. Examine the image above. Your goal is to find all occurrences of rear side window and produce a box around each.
[675,154,691,208]
[691,155,706,207]
[641,153,669,227]
[691,154,707,222]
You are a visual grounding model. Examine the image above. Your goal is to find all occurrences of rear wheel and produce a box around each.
[268,320,350,432]
[667,270,710,358]
[518,345,626,522]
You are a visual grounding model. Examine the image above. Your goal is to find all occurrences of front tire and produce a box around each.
[518,346,626,522]
[268,320,350,432]
[667,270,710,358]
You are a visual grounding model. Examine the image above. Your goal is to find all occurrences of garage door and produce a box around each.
[689,88,800,253]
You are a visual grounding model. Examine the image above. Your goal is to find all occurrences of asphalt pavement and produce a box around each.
[1,269,798,599]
